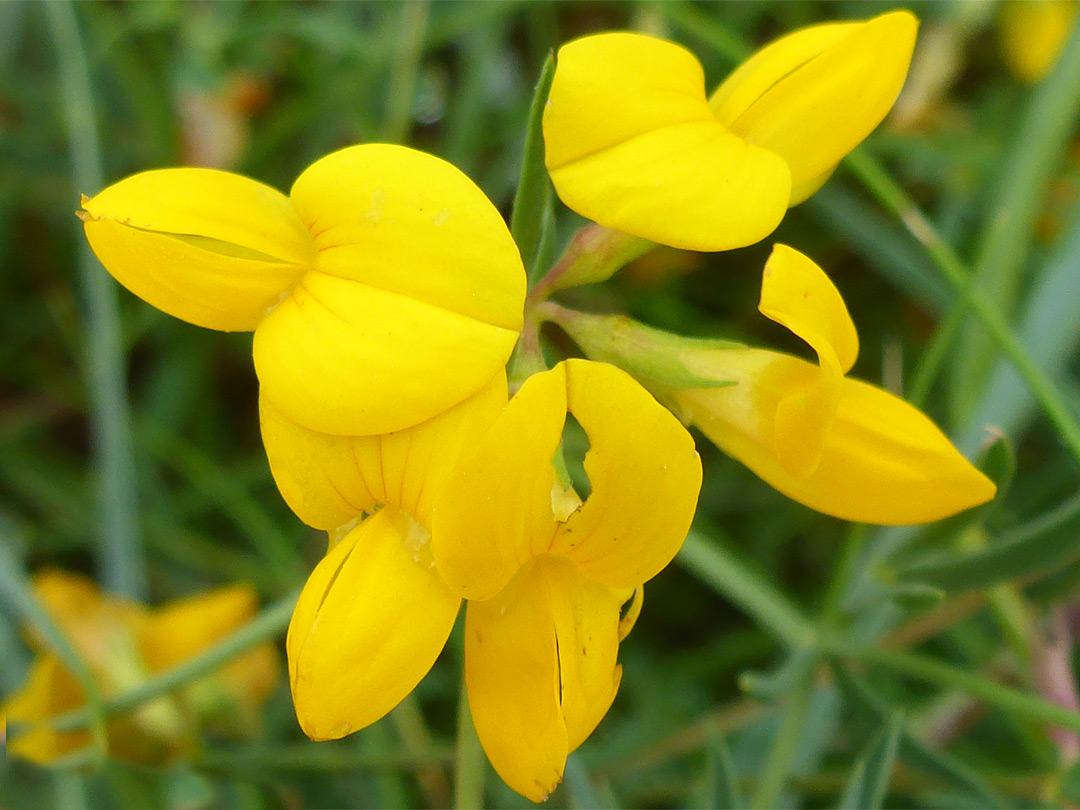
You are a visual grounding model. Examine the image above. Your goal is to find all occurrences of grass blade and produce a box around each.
[837,712,902,809]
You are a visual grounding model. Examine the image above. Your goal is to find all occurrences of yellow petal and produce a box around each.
[757,245,859,476]
[999,0,1078,83]
[253,271,518,436]
[433,367,566,601]
[714,12,918,193]
[81,168,314,331]
[549,360,702,590]
[260,371,507,531]
[253,144,525,436]
[291,144,525,332]
[287,507,460,740]
[545,32,716,169]
[140,585,258,672]
[544,31,791,251]
[673,350,997,524]
[2,655,91,764]
[466,556,624,802]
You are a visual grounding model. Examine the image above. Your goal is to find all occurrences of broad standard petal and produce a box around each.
[713,12,918,195]
[549,360,702,590]
[466,556,624,802]
[544,32,791,251]
[287,507,460,740]
[255,144,525,436]
[80,168,314,331]
[433,367,566,601]
[672,350,997,524]
[260,371,507,531]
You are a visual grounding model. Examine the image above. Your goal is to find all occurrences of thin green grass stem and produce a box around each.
[844,148,1080,472]
[454,673,486,809]
[825,639,1080,734]
[44,0,145,599]
[678,529,817,649]
[383,1,429,143]
[750,661,815,810]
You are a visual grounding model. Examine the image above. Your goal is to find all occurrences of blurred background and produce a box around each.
[2,1,1080,808]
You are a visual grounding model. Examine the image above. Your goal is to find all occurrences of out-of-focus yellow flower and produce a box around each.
[79,144,526,436]
[1000,0,1078,83]
[432,360,702,801]
[1,570,279,764]
[264,372,507,740]
[667,245,996,524]
[543,12,917,252]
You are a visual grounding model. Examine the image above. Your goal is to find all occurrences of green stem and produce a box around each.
[454,671,486,809]
[678,529,817,649]
[383,0,429,143]
[845,148,1080,472]
[44,0,144,598]
[750,661,816,810]
[906,305,966,408]
[826,639,1080,733]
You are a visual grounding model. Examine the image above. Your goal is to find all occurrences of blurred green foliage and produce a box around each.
[3,1,1080,808]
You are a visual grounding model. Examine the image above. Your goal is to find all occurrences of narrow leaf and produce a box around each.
[702,729,743,810]
[511,52,556,281]
[837,712,903,810]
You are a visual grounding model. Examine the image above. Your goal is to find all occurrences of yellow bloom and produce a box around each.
[2,570,279,764]
[543,12,917,251]
[265,372,507,739]
[999,0,1078,83]
[79,144,526,435]
[432,359,702,801]
[667,245,996,524]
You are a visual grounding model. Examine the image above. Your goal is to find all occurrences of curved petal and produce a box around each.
[2,655,91,764]
[544,32,715,170]
[717,12,917,192]
[672,349,997,524]
[466,556,623,802]
[80,168,314,331]
[140,586,259,673]
[260,371,507,531]
[287,507,460,740]
[758,245,859,475]
[547,120,790,252]
[550,360,702,590]
[290,145,525,332]
[433,367,566,600]
[253,271,518,436]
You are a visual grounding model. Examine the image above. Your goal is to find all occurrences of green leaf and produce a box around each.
[700,730,743,810]
[837,712,902,810]
[511,51,555,281]
[832,666,1009,809]
[895,491,1080,592]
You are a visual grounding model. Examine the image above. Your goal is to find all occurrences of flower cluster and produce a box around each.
[57,7,999,804]
[2,571,278,764]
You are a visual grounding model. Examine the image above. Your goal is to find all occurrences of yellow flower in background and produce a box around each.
[432,360,702,801]
[2,570,279,764]
[999,0,1078,83]
[79,144,526,436]
[262,372,507,740]
[668,245,996,525]
[543,12,917,252]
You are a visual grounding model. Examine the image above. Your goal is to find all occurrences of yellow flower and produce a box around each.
[264,372,507,739]
[2,570,279,764]
[667,245,996,524]
[543,12,917,251]
[432,359,702,801]
[999,0,1078,83]
[79,144,526,435]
